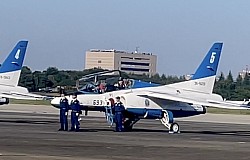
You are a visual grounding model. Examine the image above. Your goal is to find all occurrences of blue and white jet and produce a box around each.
[0,41,45,105]
[51,42,249,133]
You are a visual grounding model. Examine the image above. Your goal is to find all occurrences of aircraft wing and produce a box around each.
[138,91,250,110]
[0,92,46,100]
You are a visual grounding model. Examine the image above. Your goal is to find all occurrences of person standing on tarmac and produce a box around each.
[114,96,125,132]
[58,94,69,131]
[70,94,81,132]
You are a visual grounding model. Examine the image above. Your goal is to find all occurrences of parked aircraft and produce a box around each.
[51,42,250,133]
[0,41,45,105]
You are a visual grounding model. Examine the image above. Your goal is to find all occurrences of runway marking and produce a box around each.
[190,137,201,140]
[0,154,27,157]
[238,142,246,144]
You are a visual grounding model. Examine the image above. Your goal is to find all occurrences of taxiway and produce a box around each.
[1,105,250,160]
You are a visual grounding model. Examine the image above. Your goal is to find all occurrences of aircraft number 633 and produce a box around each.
[93,99,103,106]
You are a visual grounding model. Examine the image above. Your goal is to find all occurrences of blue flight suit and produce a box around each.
[70,99,81,131]
[114,102,125,132]
[59,97,69,131]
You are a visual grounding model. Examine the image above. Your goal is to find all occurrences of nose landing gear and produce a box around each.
[161,110,180,134]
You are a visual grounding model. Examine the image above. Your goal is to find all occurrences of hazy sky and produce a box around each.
[0,0,249,77]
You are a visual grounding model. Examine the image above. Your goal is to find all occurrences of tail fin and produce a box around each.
[0,41,28,86]
[192,43,223,80]
[168,42,223,94]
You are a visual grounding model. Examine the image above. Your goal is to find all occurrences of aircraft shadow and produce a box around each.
[2,119,249,136]
[129,128,168,133]
[75,128,168,133]
[0,119,56,124]
[77,128,113,132]
[76,128,250,136]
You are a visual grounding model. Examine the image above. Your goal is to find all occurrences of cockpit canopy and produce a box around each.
[76,70,160,95]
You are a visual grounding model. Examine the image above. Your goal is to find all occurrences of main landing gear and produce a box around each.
[105,105,180,133]
[123,117,139,131]
[104,105,139,131]
[161,110,180,134]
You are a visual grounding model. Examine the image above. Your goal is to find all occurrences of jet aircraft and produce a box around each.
[51,42,250,133]
[0,41,45,105]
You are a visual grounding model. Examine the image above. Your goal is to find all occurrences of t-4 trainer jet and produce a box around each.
[51,42,249,133]
[0,41,45,105]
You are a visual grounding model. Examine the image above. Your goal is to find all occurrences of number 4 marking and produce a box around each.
[210,52,216,64]
[15,49,20,60]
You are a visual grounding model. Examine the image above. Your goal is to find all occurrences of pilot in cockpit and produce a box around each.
[118,77,125,89]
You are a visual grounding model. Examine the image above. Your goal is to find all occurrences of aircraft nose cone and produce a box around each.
[51,97,60,108]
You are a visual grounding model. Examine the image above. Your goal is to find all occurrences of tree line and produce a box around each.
[213,71,250,100]
[18,66,104,92]
[19,66,250,100]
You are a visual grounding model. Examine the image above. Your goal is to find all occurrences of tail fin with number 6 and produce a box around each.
[168,43,223,94]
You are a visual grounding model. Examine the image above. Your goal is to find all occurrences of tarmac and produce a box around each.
[1,104,250,160]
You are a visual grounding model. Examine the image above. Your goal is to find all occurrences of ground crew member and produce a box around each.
[70,94,81,132]
[114,96,125,132]
[58,94,69,131]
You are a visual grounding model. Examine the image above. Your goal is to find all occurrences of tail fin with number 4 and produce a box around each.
[0,41,28,87]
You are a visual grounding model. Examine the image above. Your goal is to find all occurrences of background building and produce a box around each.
[239,69,250,79]
[85,49,157,76]
[238,65,250,79]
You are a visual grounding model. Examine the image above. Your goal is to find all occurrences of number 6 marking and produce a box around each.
[210,52,216,64]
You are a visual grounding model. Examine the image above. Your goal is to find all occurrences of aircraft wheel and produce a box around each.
[170,123,180,133]
[123,120,133,131]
